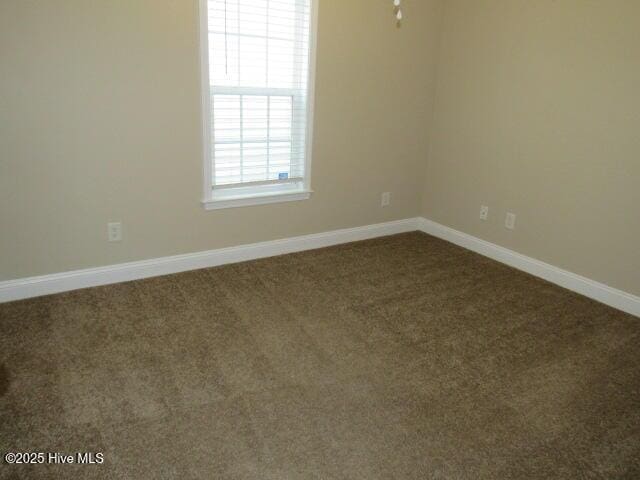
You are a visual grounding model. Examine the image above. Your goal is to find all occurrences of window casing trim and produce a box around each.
[199,0,318,210]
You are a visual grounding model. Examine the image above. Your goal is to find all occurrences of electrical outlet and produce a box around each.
[107,222,123,242]
[480,205,489,221]
[505,213,516,230]
[381,192,391,207]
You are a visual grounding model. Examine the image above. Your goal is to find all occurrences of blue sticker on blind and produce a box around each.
[278,173,289,180]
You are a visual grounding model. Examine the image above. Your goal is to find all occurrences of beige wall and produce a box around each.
[3,0,638,297]
[424,0,640,296]
[0,0,442,281]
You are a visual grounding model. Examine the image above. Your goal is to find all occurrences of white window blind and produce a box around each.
[205,0,313,192]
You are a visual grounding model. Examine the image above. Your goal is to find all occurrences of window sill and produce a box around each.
[202,184,312,210]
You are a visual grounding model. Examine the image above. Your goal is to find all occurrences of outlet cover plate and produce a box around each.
[107,222,123,242]
[505,213,516,230]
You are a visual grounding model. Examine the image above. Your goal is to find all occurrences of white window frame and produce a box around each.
[199,0,319,210]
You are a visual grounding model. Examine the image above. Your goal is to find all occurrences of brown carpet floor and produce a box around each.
[1,232,639,479]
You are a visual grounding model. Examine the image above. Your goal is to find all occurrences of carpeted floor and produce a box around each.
[1,232,639,479]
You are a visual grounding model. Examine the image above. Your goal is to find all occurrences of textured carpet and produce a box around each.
[1,232,639,479]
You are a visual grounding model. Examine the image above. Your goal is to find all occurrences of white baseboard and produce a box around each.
[2,216,638,318]
[417,217,640,318]
[0,218,420,303]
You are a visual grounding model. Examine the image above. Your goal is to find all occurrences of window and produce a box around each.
[200,0,317,210]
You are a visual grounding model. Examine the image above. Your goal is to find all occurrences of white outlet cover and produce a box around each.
[107,222,123,242]
[480,206,489,220]
[381,192,391,207]
[505,213,516,230]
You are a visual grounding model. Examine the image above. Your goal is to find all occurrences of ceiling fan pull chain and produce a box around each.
[393,0,403,23]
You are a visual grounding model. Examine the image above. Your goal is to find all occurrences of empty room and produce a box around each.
[1,0,639,478]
